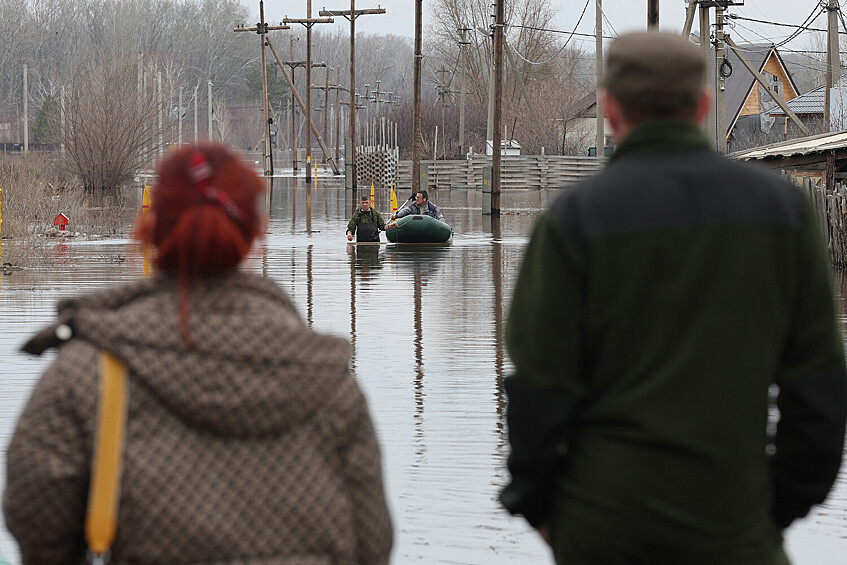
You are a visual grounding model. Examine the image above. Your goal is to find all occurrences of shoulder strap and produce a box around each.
[85,350,128,563]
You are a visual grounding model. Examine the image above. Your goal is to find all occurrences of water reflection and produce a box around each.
[1,179,845,564]
[489,217,507,441]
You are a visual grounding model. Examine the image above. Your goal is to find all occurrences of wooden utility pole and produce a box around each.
[178,86,184,146]
[412,0,423,193]
[22,64,27,153]
[648,0,659,27]
[682,0,697,37]
[233,3,289,175]
[193,84,199,143]
[699,3,711,142]
[290,37,298,172]
[458,27,471,156]
[335,67,343,162]
[320,3,386,190]
[264,37,340,174]
[491,0,504,216]
[284,3,333,183]
[207,79,213,141]
[309,66,333,145]
[158,71,163,158]
[595,0,604,156]
[715,4,727,152]
[826,0,839,132]
[324,66,330,142]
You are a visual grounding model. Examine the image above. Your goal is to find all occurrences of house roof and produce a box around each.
[730,129,847,162]
[764,77,847,116]
[764,86,825,115]
[568,43,798,137]
[724,43,800,137]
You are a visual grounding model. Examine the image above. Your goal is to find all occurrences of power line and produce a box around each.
[729,13,847,35]
[507,0,591,66]
[508,23,614,41]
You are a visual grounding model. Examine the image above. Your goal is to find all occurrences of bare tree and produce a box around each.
[59,63,163,190]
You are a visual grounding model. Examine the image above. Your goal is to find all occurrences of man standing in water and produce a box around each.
[500,31,847,564]
[347,195,386,242]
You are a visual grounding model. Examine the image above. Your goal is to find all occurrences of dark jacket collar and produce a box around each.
[610,119,712,163]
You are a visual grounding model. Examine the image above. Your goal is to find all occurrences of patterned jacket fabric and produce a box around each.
[3,272,393,565]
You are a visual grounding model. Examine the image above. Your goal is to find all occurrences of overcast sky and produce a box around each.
[243,1,834,51]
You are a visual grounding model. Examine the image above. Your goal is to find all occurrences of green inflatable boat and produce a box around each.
[385,214,452,243]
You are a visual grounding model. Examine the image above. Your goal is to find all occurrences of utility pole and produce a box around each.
[336,67,343,162]
[193,84,199,143]
[324,66,330,142]
[491,0,504,216]
[320,2,386,190]
[715,4,727,152]
[413,0,423,193]
[699,2,711,143]
[178,86,184,146]
[207,79,213,141]
[264,38,339,174]
[309,66,333,145]
[284,3,333,184]
[458,26,471,156]
[682,0,697,38]
[158,71,163,158]
[486,29,495,152]
[595,0,604,157]
[437,65,450,159]
[233,3,289,175]
[648,0,659,27]
[826,0,839,132]
[22,64,27,153]
[290,36,298,173]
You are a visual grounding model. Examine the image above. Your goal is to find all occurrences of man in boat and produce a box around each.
[346,195,386,242]
[500,31,847,565]
[392,190,445,222]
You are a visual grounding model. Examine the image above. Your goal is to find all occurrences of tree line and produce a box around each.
[0,0,600,189]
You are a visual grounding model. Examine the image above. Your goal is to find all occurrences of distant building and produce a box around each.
[561,91,611,156]
[561,43,800,154]
[486,139,521,156]
[723,43,800,152]
[765,78,847,136]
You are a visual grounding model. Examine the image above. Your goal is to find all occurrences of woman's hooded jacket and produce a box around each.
[3,272,392,565]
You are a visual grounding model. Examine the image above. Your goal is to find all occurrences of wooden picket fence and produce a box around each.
[789,174,847,267]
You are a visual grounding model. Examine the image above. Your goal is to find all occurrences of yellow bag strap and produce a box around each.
[84,351,128,563]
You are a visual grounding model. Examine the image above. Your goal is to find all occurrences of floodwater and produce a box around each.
[1,176,846,564]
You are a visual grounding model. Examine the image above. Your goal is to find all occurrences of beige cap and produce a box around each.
[603,31,706,105]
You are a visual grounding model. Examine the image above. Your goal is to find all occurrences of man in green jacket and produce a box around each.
[500,31,847,565]
[346,195,385,242]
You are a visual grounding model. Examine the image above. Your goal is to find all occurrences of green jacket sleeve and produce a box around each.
[347,210,360,234]
[506,212,587,394]
[771,197,847,528]
[501,211,586,527]
[375,210,385,230]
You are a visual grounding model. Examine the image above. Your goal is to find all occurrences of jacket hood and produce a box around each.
[22,272,353,438]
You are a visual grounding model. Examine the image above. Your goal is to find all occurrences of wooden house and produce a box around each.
[723,43,800,151]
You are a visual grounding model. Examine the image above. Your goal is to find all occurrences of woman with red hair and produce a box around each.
[4,144,393,564]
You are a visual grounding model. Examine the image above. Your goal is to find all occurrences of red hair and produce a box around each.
[135,144,265,348]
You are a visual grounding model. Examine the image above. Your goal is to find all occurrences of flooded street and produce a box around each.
[1,176,846,564]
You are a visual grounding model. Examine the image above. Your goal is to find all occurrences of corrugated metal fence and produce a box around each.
[395,155,604,190]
